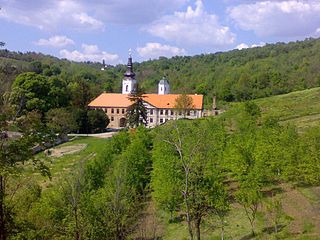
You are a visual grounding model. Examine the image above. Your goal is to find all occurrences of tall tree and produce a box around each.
[126,85,147,128]
[0,95,50,239]
[12,72,51,114]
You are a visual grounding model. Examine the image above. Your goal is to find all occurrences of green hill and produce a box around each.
[223,87,320,132]
[2,37,320,108]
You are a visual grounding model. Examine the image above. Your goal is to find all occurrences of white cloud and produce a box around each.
[236,42,266,50]
[0,0,187,31]
[236,43,249,50]
[35,35,75,48]
[229,0,320,38]
[92,0,188,24]
[0,0,104,31]
[137,42,186,59]
[72,12,104,30]
[146,0,235,47]
[60,44,119,64]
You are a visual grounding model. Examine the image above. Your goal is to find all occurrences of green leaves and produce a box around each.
[126,85,148,128]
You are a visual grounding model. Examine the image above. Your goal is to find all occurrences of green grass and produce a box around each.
[158,205,282,240]
[23,136,109,188]
[222,87,320,132]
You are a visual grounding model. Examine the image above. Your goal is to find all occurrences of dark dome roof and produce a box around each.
[159,77,169,84]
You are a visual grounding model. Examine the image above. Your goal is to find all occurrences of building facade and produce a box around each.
[88,55,204,128]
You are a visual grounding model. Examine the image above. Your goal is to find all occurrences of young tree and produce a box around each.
[126,85,147,128]
[152,119,229,240]
[264,193,283,236]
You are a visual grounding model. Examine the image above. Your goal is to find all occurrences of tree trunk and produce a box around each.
[195,217,201,240]
[220,218,225,240]
[74,207,80,240]
[0,175,6,240]
[250,221,255,236]
[184,170,193,240]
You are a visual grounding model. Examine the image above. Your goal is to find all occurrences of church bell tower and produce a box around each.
[122,50,137,94]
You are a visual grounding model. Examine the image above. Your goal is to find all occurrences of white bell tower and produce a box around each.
[122,50,137,94]
[158,77,170,95]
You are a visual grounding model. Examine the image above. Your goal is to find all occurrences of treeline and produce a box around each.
[134,38,320,106]
[2,102,320,239]
[3,70,109,134]
[2,37,320,109]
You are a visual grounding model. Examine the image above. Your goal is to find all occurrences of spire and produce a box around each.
[124,49,135,79]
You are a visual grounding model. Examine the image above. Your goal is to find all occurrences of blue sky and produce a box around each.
[1,0,320,64]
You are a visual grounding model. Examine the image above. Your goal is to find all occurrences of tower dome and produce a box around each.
[122,50,137,94]
[158,76,170,94]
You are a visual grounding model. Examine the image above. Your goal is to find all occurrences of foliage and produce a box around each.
[88,109,109,133]
[126,85,148,128]
[46,108,78,139]
[174,94,194,117]
[152,119,229,240]
[0,97,50,239]
[3,37,320,112]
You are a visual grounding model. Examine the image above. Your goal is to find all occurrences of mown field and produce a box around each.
[23,137,109,188]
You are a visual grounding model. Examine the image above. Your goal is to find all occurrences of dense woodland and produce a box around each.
[0,38,320,239]
[1,37,320,109]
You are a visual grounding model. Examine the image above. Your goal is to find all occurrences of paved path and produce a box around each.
[68,131,118,139]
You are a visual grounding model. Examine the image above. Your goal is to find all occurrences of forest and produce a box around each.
[1,37,320,109]
[0,37,320,239]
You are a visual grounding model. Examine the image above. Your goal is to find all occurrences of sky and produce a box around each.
[1,0,320,65]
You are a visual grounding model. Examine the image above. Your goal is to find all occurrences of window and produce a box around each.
[160,118,163,123]
[126,85,129,92]
[171,110,174,115]
[111,108,114,114]
[150,109,154,115]
[187,111,190,116]
[122,108,125,114]
[150,118,153,123]
[104,108,107,113]
[111,116,114,121]
[160,110,163,115]
[116,109,119,114]
[165,110,168,115]
[179,111,182,116]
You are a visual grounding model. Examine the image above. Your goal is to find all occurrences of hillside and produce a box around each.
[223,87,320,132]
[1,37,320,108]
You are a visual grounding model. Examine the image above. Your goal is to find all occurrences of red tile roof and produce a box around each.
[88,93,203,109]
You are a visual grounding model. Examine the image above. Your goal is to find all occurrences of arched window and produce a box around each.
[126,85,129,92]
